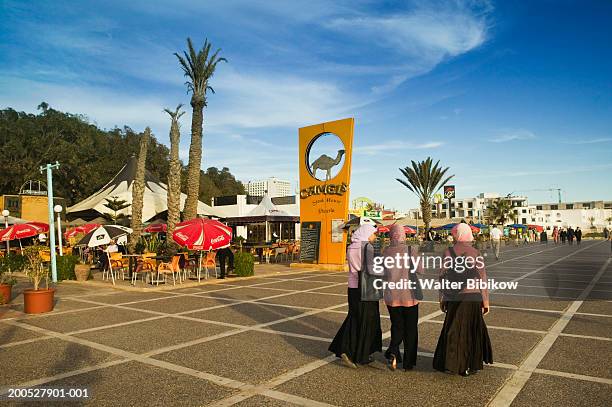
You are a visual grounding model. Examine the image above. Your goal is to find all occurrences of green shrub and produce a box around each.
[53,255,79,281]
[0,254,27,275]
[234,252,254,277]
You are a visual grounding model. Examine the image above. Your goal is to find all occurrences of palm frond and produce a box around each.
[175,37,227,104]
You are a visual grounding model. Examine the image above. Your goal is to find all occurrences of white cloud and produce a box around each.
[324,3,490,92]
[354,140,444,155]
[561,137,612,145]
[487,129,536,143]
[206,67,362,129]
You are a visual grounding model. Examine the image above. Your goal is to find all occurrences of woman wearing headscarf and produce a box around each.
[433,223,493,376]
[383,224,423,371]
[329,224,382,368]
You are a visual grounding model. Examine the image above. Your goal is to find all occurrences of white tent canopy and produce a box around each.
[247,194,294,218]
[67,157,227,222]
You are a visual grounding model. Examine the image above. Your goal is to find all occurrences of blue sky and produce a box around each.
[1,0,611,210]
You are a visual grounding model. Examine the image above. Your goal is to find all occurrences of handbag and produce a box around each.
[359,243,383,301]
[407,246,424,301]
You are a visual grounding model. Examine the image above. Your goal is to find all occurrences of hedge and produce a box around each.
[53,255,79,281]
[234,252,255,277]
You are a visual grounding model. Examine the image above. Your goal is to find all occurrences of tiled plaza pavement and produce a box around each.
[0,241,610,406]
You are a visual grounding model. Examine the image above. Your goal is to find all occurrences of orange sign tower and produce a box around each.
[297,118,354,268]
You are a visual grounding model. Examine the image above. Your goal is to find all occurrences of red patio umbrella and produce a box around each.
[404,226,417,234]
[469,224,480,233]
[65,223,100,239]
[173,218,232,282]
[0,223,48,249]
[528,224,544,232]
[173,218,232,250]
[144,223,167,233]
[377,225,390,233]
[24,221,50,233]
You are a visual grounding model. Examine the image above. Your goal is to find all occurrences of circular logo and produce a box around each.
[306,132,346,181]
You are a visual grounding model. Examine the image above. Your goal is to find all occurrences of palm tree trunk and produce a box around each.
[129,127,150,253]
[421,199,432,231]
[166,110,182,250]
[183,102,204,220]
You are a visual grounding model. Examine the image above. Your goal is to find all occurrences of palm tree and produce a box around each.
[396,158,454,231]
[486,198,517,225]
[102,196,130,224]
[175,38,227,220]
[128,127,151,253]
[164,105,185,249]
[588,216,596,229]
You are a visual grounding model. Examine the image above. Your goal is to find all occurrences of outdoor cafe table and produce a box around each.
[244,244,275,263]
[122,254,143,278]
[147,255,172,284]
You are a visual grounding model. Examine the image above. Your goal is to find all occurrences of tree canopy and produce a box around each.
[0,104,244,206]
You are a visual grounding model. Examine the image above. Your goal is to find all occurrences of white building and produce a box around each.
[245,177,292,198]
[533,201,612,231]
[211,194,300,241]
[409,192,536,225]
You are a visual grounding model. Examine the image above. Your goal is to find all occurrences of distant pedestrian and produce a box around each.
[540,230,548,244]
[567,227,575,245]
[490,225,503,260]
[604,227,609,240]
[575,227,582,245]
[217,247,234,279]
[552,226,559,244]
[560,229,567,244]
[330,224,382,368]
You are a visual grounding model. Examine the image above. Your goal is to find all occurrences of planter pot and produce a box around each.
[75,264,91,281]
[0,284,11,304]
[23,288,56,314]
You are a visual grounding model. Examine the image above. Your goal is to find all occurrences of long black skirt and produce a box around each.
[385,304,419,368]
[433,293,493,374]
[329,288,382,364]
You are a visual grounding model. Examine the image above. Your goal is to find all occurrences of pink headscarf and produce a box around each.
[389,224,405,246]
[451,223,474,242]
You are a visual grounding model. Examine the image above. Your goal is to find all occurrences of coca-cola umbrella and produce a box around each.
[65,223,100,239]
[404,226,417,235]
[24,221,50,233]
[172,218,232,282]
[144,223,167,233]
[377,225,390,233]
[0,222,49,250]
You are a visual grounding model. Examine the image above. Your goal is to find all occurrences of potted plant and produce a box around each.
[74,260,91,281]
[22,245,55,314]
[0,253,23,305]
[0,261,16,305]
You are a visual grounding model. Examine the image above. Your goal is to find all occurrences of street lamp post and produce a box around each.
[2,209,9,253]
[40,161,60,283]
[54,205,63,256]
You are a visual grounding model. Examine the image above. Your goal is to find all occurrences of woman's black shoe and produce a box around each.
[387,355,397,371]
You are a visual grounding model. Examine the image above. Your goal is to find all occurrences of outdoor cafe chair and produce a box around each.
[110,252,128,280]
[202,251,217,279]
[271,246,287,263]
[102,253,117,285]
[131,258,154,286]
[157,255,182,286]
